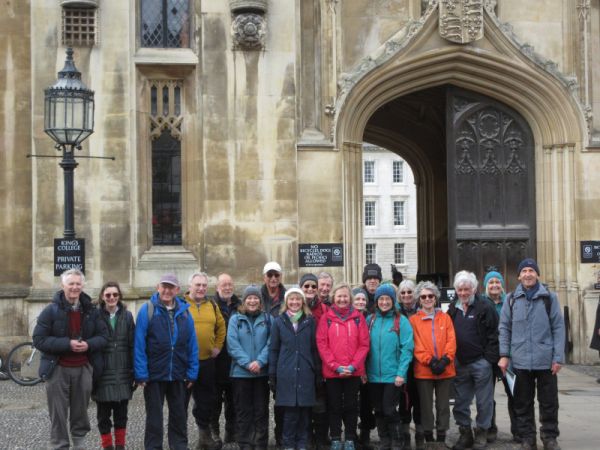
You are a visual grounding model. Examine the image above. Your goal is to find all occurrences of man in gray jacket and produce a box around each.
[498,258,565,450]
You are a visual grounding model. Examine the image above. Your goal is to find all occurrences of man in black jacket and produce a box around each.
[211,273,241,445]
[33,268,109,450]
[447,271,499,450]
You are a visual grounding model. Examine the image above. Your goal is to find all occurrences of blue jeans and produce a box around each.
[452,358,494,429]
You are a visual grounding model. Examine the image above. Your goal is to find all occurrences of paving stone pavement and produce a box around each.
[0,365,598,450]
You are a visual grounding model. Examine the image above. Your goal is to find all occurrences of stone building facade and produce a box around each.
[2,0,600,363]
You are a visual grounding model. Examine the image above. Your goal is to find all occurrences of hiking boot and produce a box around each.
[415,432,425,450]
[344,441,356,450]
[331,440,344,450]
[472,428,487,450]
[436,430,446,443]
[390,423,404,450]
[520,441,537,450]
[210,423,223,447]
[542,439,560,450]
[486,426,497,444]
[359,429,372,450]
[376,418,391,450]
[423,431,434,442]
[198,427,222,450]
[452,426,474,450]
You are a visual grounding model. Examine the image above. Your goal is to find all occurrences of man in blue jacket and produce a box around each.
[498,259,565,450]
[134,273,199,450]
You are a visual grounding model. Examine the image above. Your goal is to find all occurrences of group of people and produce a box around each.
[32,257,565,450]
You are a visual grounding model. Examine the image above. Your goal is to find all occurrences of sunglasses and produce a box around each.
[419,294,435,300]
[400,290,413,295]
[266,272,281,278]
[302,284,317,289]
[104,292,120,298]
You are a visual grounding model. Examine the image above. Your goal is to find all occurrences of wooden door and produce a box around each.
[446,87,535,288]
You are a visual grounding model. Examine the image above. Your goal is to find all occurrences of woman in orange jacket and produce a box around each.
[409,281,456,448]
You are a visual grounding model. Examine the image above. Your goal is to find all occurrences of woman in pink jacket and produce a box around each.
[317,283,370,450]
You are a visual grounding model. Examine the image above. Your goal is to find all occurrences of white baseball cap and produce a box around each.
[263,261,282,275]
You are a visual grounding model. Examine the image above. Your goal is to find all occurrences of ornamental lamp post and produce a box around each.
[43,47,95,239]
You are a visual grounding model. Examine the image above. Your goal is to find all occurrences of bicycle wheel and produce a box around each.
[7,341,43,386]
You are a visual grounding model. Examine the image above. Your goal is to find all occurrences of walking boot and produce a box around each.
[198,426,223,450]
[486,425,497,443]
[210,422,223,448]
[390,422,404,450]
[359,429,372,450]
[100,433,113,450]
[330,440,343,450]
[472,428,487,450]
[114,427,126,450]
[436,430,446,443]
[415,432,425,450]
[344,441,356,450]
[400,424,411,450]
[376,418,391,450]
[542,439,560,450]
[452,426,474,450]
[423,431,434,443]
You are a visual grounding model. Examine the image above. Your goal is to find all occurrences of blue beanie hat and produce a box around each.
[483,271,505,290]
[517,258,540,276]
[374,284,397,303]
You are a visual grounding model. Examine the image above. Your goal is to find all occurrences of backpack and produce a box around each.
[145,298,193,322]
[507,292,551,320]
[367,313,401,335]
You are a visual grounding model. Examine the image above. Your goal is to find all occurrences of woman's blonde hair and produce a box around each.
[331,282,352,303]
[279,288,312,316]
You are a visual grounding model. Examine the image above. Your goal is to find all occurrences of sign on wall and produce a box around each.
[54,238,85,276]
[299,243,344,268]
[581,241,600,264]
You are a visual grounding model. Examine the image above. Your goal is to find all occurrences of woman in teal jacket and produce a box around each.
[366,284,414,450]
[227,285,271,450]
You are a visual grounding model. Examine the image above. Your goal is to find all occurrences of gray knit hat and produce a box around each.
[242,285,262,303]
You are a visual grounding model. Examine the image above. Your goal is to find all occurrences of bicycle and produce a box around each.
[6,341,43,386]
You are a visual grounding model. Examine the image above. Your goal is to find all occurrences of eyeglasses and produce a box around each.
[400,290,413,295]
[302,284,317,289]
[104,293,120,298]
[419,294,435,300]
[266,272,281,278]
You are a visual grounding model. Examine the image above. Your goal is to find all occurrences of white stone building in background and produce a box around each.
[363,144,417,280]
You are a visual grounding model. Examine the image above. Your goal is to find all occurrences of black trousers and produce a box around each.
[144,381,189,450]
[186,358,217,429]
[282,406,312,448]
[513,368,559,443]
[359,382,376,432]
[312,381,329,443]
[369,383,401,423]
[233,377,270,450]
[97,400,129,435]
[326,377,361,441]
[399,364,421,428]
[213,380,236,435]
[491,376,517,437]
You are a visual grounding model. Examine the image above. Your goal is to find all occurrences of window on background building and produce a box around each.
[393,160,404,183]
[62,6,97,47]
[393,201,405,226]
[365,201,376,226]
[394,243,405,264]
[150,80,183,245]
[366,243,376,265]
[364,160,375,183]
[141,0,190,48]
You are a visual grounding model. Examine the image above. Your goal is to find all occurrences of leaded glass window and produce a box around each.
[141,0,190,48]
[150,80,183,245]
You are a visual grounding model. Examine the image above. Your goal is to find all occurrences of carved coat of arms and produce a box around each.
[439,0,484,44]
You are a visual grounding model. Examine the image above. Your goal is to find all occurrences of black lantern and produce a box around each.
[43,47,95,239]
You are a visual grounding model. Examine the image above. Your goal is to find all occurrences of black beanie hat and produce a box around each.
[517,258,540,276]
[362,263,382,283]
[299,273,318,287]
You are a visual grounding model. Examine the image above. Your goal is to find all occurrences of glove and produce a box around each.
[430,356,450,375]
[268,376,277,394]
[336,366,345,374]
[429,357,440,374]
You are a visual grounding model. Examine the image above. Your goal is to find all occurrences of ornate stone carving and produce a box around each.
[439,0,484,44]
[232,13,266,50]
